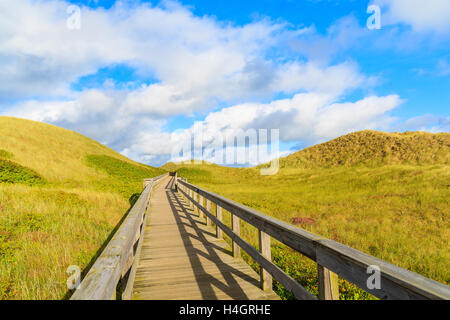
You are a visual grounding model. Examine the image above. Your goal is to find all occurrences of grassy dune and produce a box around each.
[165,131,450,299]
[0,117,166,299]
[279,130,450,168]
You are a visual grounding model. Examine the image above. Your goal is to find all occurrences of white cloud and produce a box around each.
[0,0,376,110]
[0,0,303,107]
[375,0,450,33]
[197,93,402,143]
[402,114,450,132]
[0,0,134,98]
[272,61,368,96]
[118,93,404,164]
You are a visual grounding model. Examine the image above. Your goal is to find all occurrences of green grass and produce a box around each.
[0,117,166,299]
[166,137,450,300]
[0,159,45,185]
[85,155,166,197]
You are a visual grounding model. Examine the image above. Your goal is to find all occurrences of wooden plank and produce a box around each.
[259,230,272,291]
[134,269,260,288]
[232,214,241,259]
[133,282,280,300]
[134,263,257,280]
[216,205,223,239]
[199,195,204,219]
[316,239,450,300]
[318,264,339,300]
[194,192,198,214]
[206,200,212,226]
[122,212,148,300]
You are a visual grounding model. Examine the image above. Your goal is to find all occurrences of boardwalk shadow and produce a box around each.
[165,179,260,299]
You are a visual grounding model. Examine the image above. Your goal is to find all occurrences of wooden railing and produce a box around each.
[176,177,450,300]
[70,173,168,300]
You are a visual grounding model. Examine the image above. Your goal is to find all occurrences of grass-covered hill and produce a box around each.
[279,130,450,168]
[0,117,166,299]
[164,130,449,300]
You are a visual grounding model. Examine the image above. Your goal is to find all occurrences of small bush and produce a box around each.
[0,160,45,185]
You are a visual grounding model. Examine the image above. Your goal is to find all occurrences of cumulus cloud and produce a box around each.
[120,93,404,164]
[401,114,450,132]
[374,0,450,33]
[0,0,133,99]
[7,89,167,152]
[0,0,375,107]
[0,0,299,106]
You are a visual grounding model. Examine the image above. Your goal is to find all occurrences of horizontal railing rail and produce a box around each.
[176,177,450,300]
[70,173,168,300]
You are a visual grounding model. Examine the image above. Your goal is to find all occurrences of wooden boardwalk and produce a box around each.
[131,176,280,300]
[71,174,450,300]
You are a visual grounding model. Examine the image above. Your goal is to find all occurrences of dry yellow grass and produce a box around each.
[279,130,450,168]
[0,117,165,299]
[0,116,150,184]
[166,131,450,299]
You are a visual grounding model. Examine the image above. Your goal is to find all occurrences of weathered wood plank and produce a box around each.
[216,205,223,239]
[199,194,204,219]
[318,264,339,300]
[206,199,212,226]
[122,213,148,300]
[259,230,272,291]
[232,214,241,259]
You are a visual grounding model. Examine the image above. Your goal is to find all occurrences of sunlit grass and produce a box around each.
[0,117,166,299]
[169,161,450,299]
[0,184,131,299]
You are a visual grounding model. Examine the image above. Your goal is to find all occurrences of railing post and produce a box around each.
[232,214,241,259]
[259,230,272,291]
[143,179,151,189]
[174,172,178,192]
[216,205,223,239]
[198,194,205,219]
[206,200,212,226]
[194,192,198,214]
[318,265,339,300]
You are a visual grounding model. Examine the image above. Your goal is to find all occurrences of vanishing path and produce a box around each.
[131,176,279,300]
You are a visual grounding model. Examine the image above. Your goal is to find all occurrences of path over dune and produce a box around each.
[131,176,279,300]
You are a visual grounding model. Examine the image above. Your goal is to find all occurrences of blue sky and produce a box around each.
[1,0,449,166]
